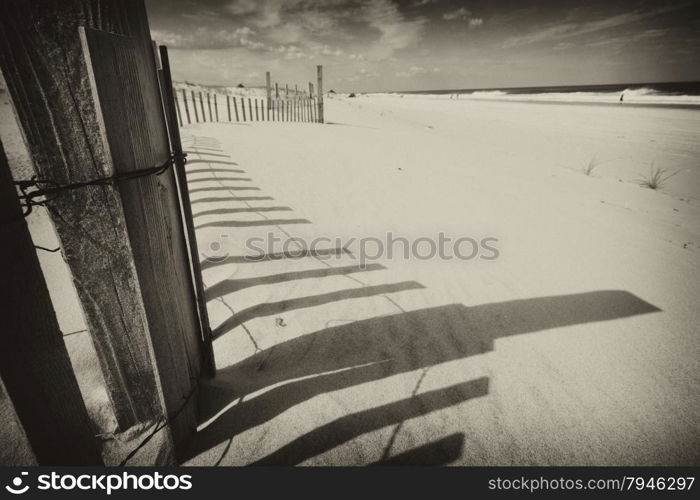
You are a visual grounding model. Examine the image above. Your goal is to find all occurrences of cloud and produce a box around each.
[151,26,265,50]
[396,65,440,77]
[347,67,379,82]
[501,4,691,48]
[443,8,471,21]
[363,0,427,60]
[469,18,483,28]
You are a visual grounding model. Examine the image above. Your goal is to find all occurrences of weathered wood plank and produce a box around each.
[192,90,199,122]
[0,377,36,465]
[0,139,101,465]
[81,26,203,456]
[0,0,166,431]
[317,65,324,123]
[158,45,215,378]
[181,89,191,124]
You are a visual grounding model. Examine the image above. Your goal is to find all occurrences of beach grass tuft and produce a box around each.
[582,155,601,176]
[637,162,679,190]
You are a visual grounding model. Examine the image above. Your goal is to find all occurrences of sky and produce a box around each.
[145,0,700,92]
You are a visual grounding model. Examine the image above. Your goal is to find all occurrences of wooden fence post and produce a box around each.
[82,24,209,460]
[192,90,199,122]
[255,98,259,121]
[266,71,272,110]
[275,82,279,99]
[214,94,219,121]
[207,93,212,121]
[309,82,314,97]
[199,92,206,122]
[285,83,289,98]
[317,65,324,123]
[0,140,102,465]
[158,46,215,377]
[0,377,36,465]
[182,89,191,124]
[241,97,246,121]
[173,92,183,126]
[227,95,231,121]
[233,96,240,121]
[316,64,323,123]
[0,1,190,464]
[248,98,253,121]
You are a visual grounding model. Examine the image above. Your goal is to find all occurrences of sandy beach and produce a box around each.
[176,96,700,465]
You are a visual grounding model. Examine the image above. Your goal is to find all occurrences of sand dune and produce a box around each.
[179,96,700,465]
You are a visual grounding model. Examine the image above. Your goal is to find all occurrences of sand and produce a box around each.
[179,96,700,465]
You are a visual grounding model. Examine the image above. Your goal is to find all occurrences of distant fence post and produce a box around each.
[214,94,219,121]
[248,98,253,121]
[173,91,183,126]
[275,82,279,99]
[226,95,231,121]
[199,92,206,122]
[233,96,240,121]
[192,90,199,122]
[285,83,289,98]
[181,89,191,124]
[309,82,314,97]
[266,71,272,110]
[240,96,246,121]
[207,93,212,121]
[317,65,324,123]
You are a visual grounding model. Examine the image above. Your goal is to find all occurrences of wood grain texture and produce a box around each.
[81,26,202,454]
[0,378,36,465]
[0,0,203,463]
[0,139,101,464]
[158,45,215,378]
[0,0,164,430]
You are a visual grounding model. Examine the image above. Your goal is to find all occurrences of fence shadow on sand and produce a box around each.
[184,289,659,465]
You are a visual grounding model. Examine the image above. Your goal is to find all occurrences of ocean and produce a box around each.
[394,81,700,108]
